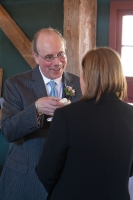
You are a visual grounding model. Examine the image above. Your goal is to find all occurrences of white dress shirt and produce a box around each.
[39,66,63,98]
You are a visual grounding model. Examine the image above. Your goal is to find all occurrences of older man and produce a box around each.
[0,28,82,200]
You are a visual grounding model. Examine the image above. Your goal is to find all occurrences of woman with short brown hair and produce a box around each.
[81,47,127,102]
[36,47,133,200]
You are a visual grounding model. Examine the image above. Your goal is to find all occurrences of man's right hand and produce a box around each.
[35,97,65,116]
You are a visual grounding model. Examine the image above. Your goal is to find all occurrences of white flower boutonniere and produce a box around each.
[64,86,75,97]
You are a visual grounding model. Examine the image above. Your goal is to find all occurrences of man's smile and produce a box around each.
[49,66,62,71]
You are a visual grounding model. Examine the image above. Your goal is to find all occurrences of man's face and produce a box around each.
[33,33,67,79]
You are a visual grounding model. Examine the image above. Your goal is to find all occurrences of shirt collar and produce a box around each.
[39,66,62,86]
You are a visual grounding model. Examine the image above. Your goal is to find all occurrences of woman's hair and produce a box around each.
[31,27,66,53]
[81,47,127,102]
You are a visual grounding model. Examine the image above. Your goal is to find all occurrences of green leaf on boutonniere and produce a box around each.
[64,86,75,97]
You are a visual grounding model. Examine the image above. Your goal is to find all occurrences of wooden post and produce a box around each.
[64,0,97,76]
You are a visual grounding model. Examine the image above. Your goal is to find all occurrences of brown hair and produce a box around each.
[31,27,66,53]
[81,47,127,102]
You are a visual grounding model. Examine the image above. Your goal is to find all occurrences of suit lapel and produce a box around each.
[62,71,74,101]
[31,68,77,102]
[31,66,47,98]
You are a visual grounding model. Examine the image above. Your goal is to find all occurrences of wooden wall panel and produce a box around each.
[64,0,97,76]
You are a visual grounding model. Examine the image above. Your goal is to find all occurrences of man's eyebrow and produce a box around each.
[45,54,53,56]
[45,51,64,56]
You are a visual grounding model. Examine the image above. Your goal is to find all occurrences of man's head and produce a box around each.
[32,27,67,79]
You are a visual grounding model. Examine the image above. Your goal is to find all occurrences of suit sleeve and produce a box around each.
[36,108,69,193]
[1,79,41,142]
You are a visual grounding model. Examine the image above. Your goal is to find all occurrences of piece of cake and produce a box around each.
[59,98,71,105]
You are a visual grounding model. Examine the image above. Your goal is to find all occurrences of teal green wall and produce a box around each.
[97,0,110,47]
[0,0,111,167]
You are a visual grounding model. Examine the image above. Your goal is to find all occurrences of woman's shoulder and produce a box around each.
[55,100,85,116]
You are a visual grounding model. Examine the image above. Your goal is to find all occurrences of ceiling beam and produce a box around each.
[0,4,36,69]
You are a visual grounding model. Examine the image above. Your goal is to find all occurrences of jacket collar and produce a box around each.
[31,66,73,99]
[86,93,121,106]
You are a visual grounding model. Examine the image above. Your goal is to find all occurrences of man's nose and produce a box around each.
[52,56,61,64]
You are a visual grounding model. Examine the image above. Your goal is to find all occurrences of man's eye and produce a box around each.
[58,52,64,57]
[45,55,53,59]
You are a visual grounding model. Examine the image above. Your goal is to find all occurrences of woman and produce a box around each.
[36,47,133,200]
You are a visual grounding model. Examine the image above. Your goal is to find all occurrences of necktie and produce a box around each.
[48,80,58,97]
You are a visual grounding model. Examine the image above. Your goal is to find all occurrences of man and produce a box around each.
[0,28,82,200]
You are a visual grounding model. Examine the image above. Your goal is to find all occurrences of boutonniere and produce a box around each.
[64,86,75,97]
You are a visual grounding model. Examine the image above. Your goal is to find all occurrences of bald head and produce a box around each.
[32,27,66,53]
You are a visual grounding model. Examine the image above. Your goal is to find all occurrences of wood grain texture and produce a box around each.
[64,0,97,76]
[0,4,36,69]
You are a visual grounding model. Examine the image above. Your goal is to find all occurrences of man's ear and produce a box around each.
[33,52,39,64]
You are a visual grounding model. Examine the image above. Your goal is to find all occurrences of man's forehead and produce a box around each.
[37,39,65,54]
[37,33,64,47]
[38,31,62,42]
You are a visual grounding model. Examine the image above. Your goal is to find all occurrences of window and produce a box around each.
[109,1,133,103]
[121,14,133,76]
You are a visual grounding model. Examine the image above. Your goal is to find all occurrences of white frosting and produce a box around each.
[59,98,71,105]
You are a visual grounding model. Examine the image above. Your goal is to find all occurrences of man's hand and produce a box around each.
[35,97,64,116]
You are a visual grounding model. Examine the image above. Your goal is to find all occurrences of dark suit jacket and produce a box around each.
[0,66,81,200]
[36,93,133,200]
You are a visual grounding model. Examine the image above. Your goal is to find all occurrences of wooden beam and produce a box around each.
[0,4,36,69]
[64,0,97,76]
